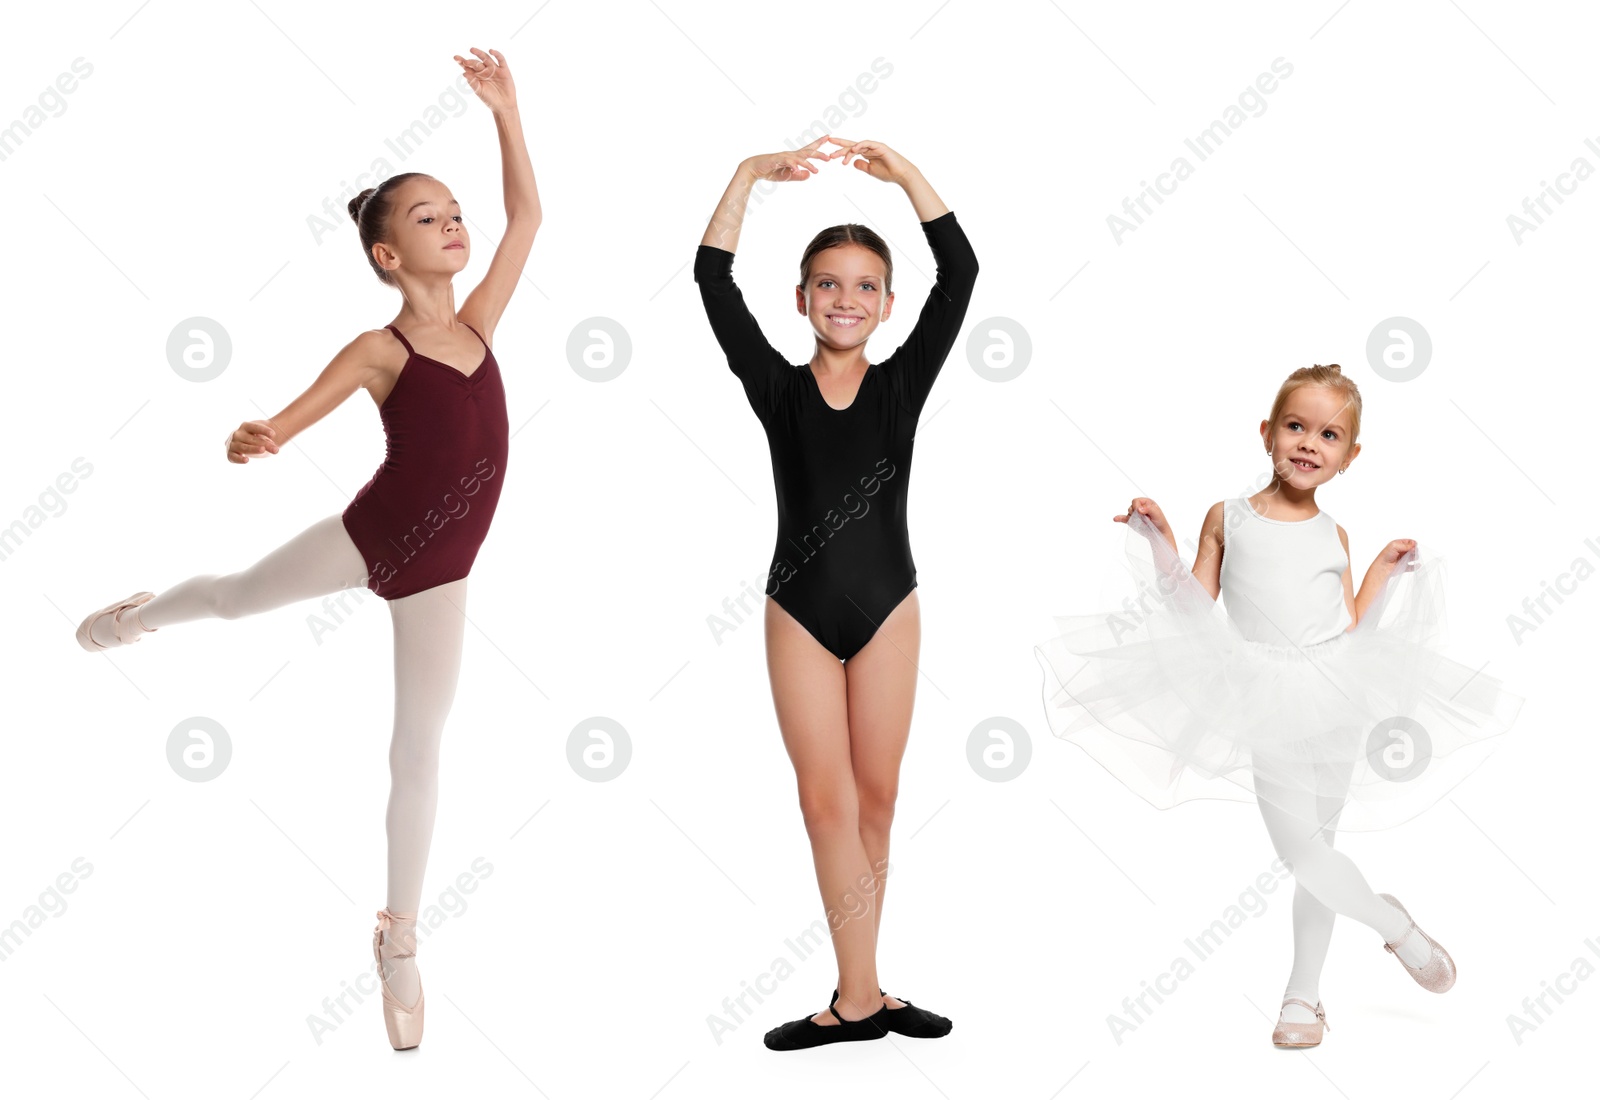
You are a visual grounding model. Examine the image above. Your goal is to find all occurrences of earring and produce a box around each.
[1338,467,1346,475]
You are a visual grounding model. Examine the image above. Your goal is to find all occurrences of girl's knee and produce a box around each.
[855,779,898,835]
[797,785,858,836]
[389,745,442,782]
[208,575,250,620]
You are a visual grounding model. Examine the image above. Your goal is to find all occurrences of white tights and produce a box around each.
[134,515,467,1002]
[1253,762,1416,1013]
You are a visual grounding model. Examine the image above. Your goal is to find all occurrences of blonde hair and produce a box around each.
[1267,364,1362,445]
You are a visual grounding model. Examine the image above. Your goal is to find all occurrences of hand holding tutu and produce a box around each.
[1375,538,1420,576]
[1115,497,1177,549]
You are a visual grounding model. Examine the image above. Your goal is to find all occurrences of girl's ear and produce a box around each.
[374,242,400,277]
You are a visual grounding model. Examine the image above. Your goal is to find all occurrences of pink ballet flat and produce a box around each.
[75,592,157,652]
[1379,893,1457,993]
[373,908,424,1050]
[1272,997,1330,1047]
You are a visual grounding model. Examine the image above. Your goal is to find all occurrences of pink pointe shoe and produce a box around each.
[1379,893,1457,993]
[75,592,157,652]
[373,908,424,1050]
[1272,997,1330,1047]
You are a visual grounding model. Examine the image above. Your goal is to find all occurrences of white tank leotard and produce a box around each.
[1218,496,1352,648]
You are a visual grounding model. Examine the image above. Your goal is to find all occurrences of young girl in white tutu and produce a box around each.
[1036,364,1522,1047]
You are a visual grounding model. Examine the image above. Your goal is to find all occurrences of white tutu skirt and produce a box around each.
[1035,511,1523,831]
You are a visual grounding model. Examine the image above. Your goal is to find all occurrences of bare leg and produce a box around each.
[843,590,920,1010]
[765,598,880,1024]
[124,514,368,634]
[379,577,468,1008]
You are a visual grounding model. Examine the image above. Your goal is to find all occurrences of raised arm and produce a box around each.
[879,209,979,414]
[695,144,834,410]
[453,47,541,346]
[828,140,979,414]
[699,138,834,253]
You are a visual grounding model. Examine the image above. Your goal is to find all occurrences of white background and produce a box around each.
[2,1,1593,1096]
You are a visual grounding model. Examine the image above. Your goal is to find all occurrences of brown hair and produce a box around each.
[799,224,893,298]
[1267,363,1363,444]
[347,173,430,286]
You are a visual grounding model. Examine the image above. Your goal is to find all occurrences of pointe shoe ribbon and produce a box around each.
[75,592,157,652]
[374,909,417,956]
[372,908,423,1050]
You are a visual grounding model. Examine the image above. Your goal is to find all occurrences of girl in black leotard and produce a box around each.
[695,136,978,1050]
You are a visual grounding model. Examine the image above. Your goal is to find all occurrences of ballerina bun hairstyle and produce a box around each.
[800,224,894,298]
[347,172,430,286]
[1269,363,1363,445]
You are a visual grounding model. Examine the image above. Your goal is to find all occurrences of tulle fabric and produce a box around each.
[1034,510,1523,831]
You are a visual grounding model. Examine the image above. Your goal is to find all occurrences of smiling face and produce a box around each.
[378,176,469,282]
[1261,384,1361,487]
[796,243,894,352]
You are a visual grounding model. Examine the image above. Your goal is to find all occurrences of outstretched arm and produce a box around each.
[226,330,389,463]
[454,47,540,346]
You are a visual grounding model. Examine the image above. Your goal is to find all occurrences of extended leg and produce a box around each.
[765,598,881,1025]
[127,514,369,632]
[1254,764,1429,969]
[379,577,469,1008]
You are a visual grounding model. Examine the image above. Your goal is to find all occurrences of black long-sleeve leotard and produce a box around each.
[694,210,979,661]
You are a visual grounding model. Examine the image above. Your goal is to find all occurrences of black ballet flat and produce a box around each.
[763,1003,889,1051]
[832,987,953,1039]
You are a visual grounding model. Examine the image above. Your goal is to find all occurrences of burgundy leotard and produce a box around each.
[340,322,509,599]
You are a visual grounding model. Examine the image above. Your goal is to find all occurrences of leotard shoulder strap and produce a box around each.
[385,324,417,356]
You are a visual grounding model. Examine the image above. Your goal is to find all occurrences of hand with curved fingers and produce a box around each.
[743,136,834,183]
[1115,496,1172,540]
[825,136,915,184]
[226,421,280,464]
[454,47,516,113]
[1375,538,1419,574]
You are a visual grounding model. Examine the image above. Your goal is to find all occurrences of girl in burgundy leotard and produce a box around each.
[72,46,539,1051]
